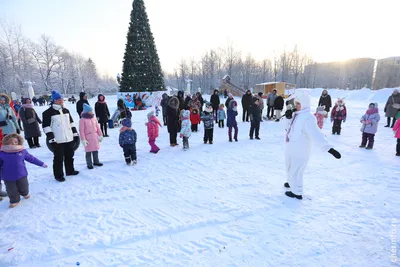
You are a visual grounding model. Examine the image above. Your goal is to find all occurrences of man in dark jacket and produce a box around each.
[249,98,261,140]
[196,92,204,113]
[76,92,89,117]
[160,93,169,126]
[43,91,79,182]
[241,90,253,122]
[274,95,285,121]
[177,91,185,112]
[267,90,277,119]
[210,89,220,123]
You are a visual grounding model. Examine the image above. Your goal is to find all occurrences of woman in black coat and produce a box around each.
[95,94,110,137]
[19,98,42,148]
[318,90,332,112]
[273,95,285,121]
[167,96,180,146]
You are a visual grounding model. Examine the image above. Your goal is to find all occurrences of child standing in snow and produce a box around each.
[146,111,162,153]
[201,104,214,144]
[79,104,104,169]
[0,133,47,208]
[155,105,160,117]
[330,98,347,135]
[179,110,191,150]
[360,103,380,150]
[227,100,239,142]
[190,108,200,132]
[119,118,137,165]
[217,104,226,128]
[392,113,400,156]
[314,106,327,129]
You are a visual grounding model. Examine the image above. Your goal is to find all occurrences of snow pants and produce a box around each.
[4,176,29,204]
[284,145,310,195]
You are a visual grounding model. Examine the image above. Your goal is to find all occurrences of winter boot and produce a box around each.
[66,171,79,176]
[229,138,232,142]
[55,177,66,182]
[365,147,373,150]
[88,165,94,169]
[285,191,302,200]
[284,182,290,188]
[23,194,30,199]
[359,145,366,148]
[0,183,7,197]
[9,202,20,208]
[255,137,261,140]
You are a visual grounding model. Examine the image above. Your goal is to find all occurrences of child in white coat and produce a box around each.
[284,91,341,199]
[179,110,191,150]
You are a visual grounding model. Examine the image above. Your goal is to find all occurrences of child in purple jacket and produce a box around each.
[360,103,380,149]
[0,133,47,208]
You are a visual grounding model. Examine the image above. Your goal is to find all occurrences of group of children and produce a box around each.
[314,97,400,154]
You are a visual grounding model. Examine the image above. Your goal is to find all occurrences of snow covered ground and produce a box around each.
[0,88,399,266]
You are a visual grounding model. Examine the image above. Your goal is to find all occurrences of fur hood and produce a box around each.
[1,133,24,153]
[0,93,11,105]
[335,98,345,106]
[168,96,179,110]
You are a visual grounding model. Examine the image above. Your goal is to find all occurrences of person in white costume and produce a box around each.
[283,91,341,199]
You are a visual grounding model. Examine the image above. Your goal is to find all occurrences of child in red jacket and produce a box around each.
[190,108,200,132]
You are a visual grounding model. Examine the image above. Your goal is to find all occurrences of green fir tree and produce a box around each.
[120,0,165,92]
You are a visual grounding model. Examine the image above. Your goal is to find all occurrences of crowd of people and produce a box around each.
[0,87,399,207]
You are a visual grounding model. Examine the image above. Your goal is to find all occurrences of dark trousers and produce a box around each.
[4,176,29,204]
[191,124,198,132]
[267,106,274,118]
[397,138,400,154]
[213,107,218,123]
[163,115,168,126]
[123,144,137,163]
[242,107,250,122]
[27,137,40,148]
[228,125,238,141]
[183,136,189,149]
[169,128,177,144]
[332,119,342,134]
[100,122,108,136]
[361,133,375,148]
[388,117,397,127]
[18,119,23,130]
[53,142,75,179]
[250,121,260,138]
[86,151,100,167]
[218,120,224,128]
[204,128,214,143]
[260,109,263,121]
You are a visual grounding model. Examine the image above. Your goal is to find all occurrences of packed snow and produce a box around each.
[0,88,399,266]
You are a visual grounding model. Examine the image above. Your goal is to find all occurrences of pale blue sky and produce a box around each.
[2,0,399,76]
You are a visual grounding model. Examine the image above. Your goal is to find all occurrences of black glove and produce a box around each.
[328,148,341,159]
[284,109,295,119]
[16,129,20,134]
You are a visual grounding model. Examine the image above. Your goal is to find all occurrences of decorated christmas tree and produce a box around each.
[120,0,165,92]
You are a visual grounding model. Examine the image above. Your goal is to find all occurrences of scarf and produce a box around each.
[22,103,34,109]
[1,145,24,153]
[52,104,62,111]
[366,108,378,115]
[286,108,310,143]
[335,105,344,112]
[97,100,106,104]
[81,113,94,119]
[120,126,132,133]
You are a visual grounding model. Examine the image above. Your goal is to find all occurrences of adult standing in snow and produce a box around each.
[0,94,20,136]
[95,94,110,137]
[167,96,180,147]
[19,98,42,148]
[274,94,285,121]
[184,94,192,110]
[42,91,80,182]
[76,92,89,117]
[177,91,185,113]
[225,93,234,109]
[266,90,277,120]
[160,93,169,126]
[384,89,400,128]
[241,90,253,122]
[256,92,265,121]
[318,90,332,112]
[283,91,341,199]
[196,92,204,113]
[210,89,220,123]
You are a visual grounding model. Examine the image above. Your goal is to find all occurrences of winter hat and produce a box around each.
[182,110,190,119]
[258,92,263,96]
[205,104,213,113]
[369,102,378,108]
[83,103,93,113]
[51,90,63,102]
[23,98,31,104]
[228,93,233,98]
[192,108,198,114]
[0,96,6,101]
[1,133,24,153]
[121,118,132,128]
[287,90,311,110]
[98,94,105,101]
[168,96,179,110]
[147,110,155,120]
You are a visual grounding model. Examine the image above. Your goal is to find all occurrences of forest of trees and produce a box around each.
[0,22,116,97]
[164,43,314,94]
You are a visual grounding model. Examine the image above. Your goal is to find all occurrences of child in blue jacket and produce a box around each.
[119,118,137,165]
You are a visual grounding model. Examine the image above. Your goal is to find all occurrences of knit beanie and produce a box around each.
[147,110,155,120]
[228,93,233,98]
[51,91,63,102]
[121,118,132,128]
[83,103,93,113]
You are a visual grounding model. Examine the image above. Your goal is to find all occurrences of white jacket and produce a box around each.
[43,105,75,144]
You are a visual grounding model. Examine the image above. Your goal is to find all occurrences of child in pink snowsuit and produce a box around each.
[146,111,162,153]
[314,105,327,129]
